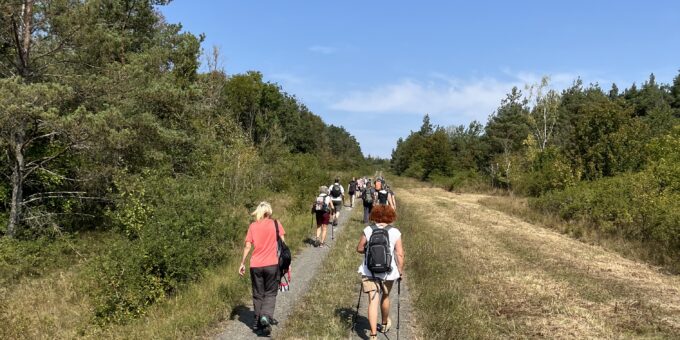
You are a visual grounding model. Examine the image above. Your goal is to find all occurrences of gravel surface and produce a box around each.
[215,206,355,340]
[351,276,415,340]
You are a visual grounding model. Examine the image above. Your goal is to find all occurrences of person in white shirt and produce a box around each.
[356,205,404,340]
[328,179,344,226]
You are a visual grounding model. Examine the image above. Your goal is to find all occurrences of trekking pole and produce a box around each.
[351,284,363,335]
[397,278,401,340]
[311,214,315,244]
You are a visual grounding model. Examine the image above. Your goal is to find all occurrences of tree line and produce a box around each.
[0,0,364,322]
[391,74,680,268]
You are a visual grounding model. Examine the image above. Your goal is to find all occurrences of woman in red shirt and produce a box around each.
[239,201,285,335]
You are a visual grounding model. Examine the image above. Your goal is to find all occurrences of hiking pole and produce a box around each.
[397,278,401,340]
[351,284,362,335]
[311,213,315,245]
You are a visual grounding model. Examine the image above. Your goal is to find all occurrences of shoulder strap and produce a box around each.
[274,220,280,239]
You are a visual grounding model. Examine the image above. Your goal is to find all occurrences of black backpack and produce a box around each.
[365,225,392,274]
[377,189,389,205]
[349,181,357,192]
[275,220,291,274]
[330,184,342,198]
[362,188,374,205]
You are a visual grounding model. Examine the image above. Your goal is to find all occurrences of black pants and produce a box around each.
[363,204,373,223]
[250,264,279,320]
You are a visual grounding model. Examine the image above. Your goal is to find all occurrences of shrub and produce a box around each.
[91,172,244,323]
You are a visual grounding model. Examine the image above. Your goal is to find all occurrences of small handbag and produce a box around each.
[275,220,291,274]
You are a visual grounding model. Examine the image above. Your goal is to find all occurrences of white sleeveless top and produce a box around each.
[357,224,401,281]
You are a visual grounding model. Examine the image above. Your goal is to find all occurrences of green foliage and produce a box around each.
[392,74,680,269]
[92,172,245,323]
[531,127,680,264]
[0,0,365,328]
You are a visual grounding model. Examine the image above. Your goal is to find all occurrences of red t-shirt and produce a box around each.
[245,218,285,268]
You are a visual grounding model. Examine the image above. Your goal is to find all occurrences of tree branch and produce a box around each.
[23,145,72,179]
[21,131,59,151]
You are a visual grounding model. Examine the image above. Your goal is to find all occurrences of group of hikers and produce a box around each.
[239,174,403,339]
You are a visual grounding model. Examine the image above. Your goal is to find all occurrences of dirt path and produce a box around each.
[214,205,355,340]
[351,276,416,340]
[400,186,680,338]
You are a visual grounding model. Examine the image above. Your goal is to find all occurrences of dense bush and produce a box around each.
[531,126,680,258]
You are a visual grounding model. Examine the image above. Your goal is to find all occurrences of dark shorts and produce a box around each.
[332,199,342,210]
[349,191,356,196]
[316,211,330,225]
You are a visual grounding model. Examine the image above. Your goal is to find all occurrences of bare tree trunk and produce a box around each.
[8,130,25,238]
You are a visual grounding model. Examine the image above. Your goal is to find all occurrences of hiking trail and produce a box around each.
[351,276,415,340]
[213,205,355,340]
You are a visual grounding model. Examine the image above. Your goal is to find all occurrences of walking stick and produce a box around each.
[351,284,363,334]
[397,278,401,340]
[311,213,315,241]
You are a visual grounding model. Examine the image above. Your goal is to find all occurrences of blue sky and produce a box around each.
[161,1,680,158]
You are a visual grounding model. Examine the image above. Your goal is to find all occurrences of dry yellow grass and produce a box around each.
[398,183,680,338]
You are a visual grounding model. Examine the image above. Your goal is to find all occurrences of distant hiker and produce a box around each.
[312,186,334,247]
[348,177,358,208]
[375,182,394,208]
[384,184,397,209]
[356,205,405,340]
[362,181,376,224]
[328,178,344,226]
[239,202,284,336]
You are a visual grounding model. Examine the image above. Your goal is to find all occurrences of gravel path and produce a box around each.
[215,205,355,340]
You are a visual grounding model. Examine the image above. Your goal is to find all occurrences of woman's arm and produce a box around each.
[356,234,367,254]
[394,238,405,276]
[238,241,252,276]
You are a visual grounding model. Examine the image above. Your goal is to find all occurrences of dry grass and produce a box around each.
[479,195,680,274]
[276,205,364,339]
[0,194,315,339]
[397,184,680,339]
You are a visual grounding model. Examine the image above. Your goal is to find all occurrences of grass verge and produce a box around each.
[396,189,498,339]
[478,195,680,274]
[277,204,364,339]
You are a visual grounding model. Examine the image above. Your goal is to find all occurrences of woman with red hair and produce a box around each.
[356,205,405,340]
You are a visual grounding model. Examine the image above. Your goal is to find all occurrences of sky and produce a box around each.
[160,1,680,158]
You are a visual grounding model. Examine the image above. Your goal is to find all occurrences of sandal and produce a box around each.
[381,317,392,333]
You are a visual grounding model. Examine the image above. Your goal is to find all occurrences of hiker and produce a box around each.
[312,186,334,247]
[239,202,284,336]
[375,181,394,208]
[328,178,344,226]
[356,205,405,340]
[348,177,358,208]
[385,184,397,209]
[361,181,376,224]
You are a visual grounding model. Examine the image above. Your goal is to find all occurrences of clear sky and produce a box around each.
[160,1,680,158]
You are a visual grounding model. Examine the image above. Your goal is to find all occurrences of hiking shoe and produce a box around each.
[380,317,392,333]
[259,316,272,336]
[369,334,378,340]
